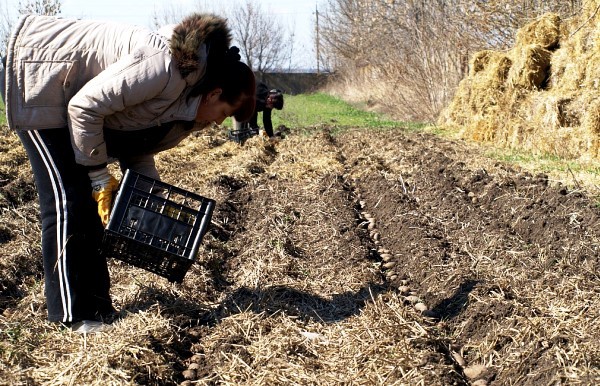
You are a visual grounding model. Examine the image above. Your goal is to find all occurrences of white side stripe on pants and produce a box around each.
[27,130,73,322]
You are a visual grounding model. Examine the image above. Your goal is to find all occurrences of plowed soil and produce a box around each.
[1,125,599,385]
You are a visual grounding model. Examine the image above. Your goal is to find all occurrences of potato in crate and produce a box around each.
[101,170,216,283]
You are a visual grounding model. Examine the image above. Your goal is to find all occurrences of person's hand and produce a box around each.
[88,167,120,227]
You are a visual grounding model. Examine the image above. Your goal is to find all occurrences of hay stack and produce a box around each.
[441,51,512,141]
[515,12,561,49]
[438,2,600,160]
[507,44,552,89]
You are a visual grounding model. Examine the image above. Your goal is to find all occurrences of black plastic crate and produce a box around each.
[228,127,259,143]
[101,170,216,283]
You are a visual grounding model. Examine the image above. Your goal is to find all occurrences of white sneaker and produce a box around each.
[70,320,109,334]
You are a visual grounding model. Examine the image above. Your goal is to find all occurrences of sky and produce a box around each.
[1,0,320,70]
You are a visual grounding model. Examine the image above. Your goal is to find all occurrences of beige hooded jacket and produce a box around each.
[4,13,230,177]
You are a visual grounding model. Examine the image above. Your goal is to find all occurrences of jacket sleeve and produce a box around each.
[67,48,183,168]
[262,108,273,137]
[118,154,160,181]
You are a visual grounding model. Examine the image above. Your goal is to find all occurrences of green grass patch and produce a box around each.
[224,93,425,132]
[0,102,5,126]
[486,147,600,200]
[486,148,600,176]
[431,123,600,195]
[276,93,404,129]
[279,93,426,131]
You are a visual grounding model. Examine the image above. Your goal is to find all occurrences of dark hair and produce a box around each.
[269,90,284,110]
[189,47,256,121]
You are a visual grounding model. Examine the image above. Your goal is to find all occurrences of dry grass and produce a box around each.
[0,127,449,385]
[1,123,600,385]
[2,35,600,383]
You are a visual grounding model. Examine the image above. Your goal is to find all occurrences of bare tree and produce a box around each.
[150,0,232,31]
[149,0,298,71]
[0,0,14,55]
[320,0,583,122]
[151,2,189,29]
[229,0,295,73]
[1,0,61,56]
[18,0,60,15]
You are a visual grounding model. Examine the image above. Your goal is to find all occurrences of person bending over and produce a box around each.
[2,13,255,332]
[235,82,284,138]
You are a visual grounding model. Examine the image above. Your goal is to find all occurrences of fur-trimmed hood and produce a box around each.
[170,13,232,78]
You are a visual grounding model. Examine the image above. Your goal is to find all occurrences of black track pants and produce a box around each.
[17,128,112,323]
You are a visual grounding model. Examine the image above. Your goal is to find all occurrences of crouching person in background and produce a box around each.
[2,13,255,332]
[234,81,284,140]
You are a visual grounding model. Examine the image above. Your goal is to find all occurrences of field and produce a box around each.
[1,95,599,385]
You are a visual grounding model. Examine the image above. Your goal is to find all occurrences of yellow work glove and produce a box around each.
[88,167,120,227]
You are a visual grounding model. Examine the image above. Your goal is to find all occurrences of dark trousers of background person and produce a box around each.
[235,112,274,138]
[247,110,274,137]
[16,128,112,323]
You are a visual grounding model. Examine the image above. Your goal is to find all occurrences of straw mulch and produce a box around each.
[438,1,600,161]
[1,123,599,385]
